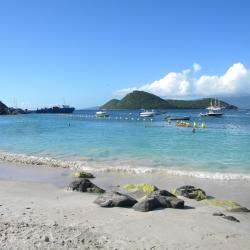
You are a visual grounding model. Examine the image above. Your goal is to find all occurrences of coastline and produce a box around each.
[1,151,250,182]
[0,161,250,249]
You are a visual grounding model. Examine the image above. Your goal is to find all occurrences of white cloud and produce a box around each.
[116,62,250,97]
[193,63,202,72]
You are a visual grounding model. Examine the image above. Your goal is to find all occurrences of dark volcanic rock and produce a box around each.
[175,185,207,201]
[133,189,185,212]
[165,197,185,209]
[68,179,105,193]
[148,189,184,209]
[133,197,160,212]
[213,212,225,217]
[150,189,176,197]
[222,215,240,223]
[94,191,137,207]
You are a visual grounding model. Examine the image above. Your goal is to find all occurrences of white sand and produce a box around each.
[0,162,250,249]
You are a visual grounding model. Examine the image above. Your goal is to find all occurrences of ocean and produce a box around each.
[0,109,250,180]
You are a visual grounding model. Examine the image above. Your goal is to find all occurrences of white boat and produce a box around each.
[206,99,223,111]
[139,110,155,117]
[200,110,223,117]
[96,111,109,117]
[200,99,223,117]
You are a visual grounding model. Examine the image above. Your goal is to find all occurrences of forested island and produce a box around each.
[102,91,237,110]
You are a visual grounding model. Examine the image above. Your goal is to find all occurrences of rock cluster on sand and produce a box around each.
[173,185,207,201]
[94,192,137,207]
[68,179,105,193]
[68,179,249,218]
[94,189,185,212]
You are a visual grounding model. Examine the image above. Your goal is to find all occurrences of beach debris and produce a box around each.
[133,190,185,212]
[203,199,249,212]
[222,215,240,223]
[213,212,225,216]
[73,171,95,179]
[174,186,207,201]
[68,179,105,193]
[94,191,137,208]
[123,183,158,195]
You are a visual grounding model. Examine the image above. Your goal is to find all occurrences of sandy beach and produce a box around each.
[0,162,250,249]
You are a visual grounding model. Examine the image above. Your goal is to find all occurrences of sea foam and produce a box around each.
[1,151,250,181]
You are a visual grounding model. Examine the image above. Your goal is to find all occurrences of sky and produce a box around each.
[0,0,250,109]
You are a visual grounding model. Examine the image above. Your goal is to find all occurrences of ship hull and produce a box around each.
[36,107,75,114]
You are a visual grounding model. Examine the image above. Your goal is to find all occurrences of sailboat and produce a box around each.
[200,99,223,117]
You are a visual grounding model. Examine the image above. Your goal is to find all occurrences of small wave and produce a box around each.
[1,151,250,181]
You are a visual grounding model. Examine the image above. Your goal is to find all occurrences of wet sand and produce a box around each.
[0,161,250,249]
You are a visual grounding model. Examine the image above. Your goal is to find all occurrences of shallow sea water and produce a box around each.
[0,109,250,180]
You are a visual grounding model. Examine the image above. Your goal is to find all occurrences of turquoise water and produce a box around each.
[0,110,250,179]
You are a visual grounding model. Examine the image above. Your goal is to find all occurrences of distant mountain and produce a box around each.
[101,91,237,109]
[0,101,9,114]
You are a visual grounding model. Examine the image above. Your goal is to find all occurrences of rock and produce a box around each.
[203,199,250,212]
[123,183,158,195]
[150,189,176,197]
[68,179,105,193]
[165,197,185,209]
[133,197,160,212]
[73,171,95,178]
[94,191,137,207]
[153,195,172,208]
[222,216,240,223]
[148,190,184,209]
[213,212,225,216]
[44,236,50,242]
[175,185,207,201]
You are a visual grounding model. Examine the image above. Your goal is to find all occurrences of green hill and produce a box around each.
[0,101,10,114]
[101,91,237,109]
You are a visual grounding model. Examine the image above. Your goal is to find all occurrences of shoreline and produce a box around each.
[0,163,250,249]
[1,160,250,208]
[1,151,250,182]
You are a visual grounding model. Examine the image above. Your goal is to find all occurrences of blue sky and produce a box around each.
[0,0,250,109]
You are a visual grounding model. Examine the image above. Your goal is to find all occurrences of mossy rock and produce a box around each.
[170,188,178,196]
[203,199,250,212]
[188,190,207,201]
[174,186,207,201]
[73,171,95,178]
[123,183,158,194]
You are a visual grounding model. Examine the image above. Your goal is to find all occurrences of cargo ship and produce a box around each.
[36,105,75,114]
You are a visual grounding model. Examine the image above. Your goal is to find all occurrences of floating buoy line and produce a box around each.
[55,114,206,130]
[55,113,155,122]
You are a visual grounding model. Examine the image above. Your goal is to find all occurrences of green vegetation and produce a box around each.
[203,199,250,212]
[101,91,237,109]
[123,183,158,194]
[187,189,207,201]
[73,171,95,178]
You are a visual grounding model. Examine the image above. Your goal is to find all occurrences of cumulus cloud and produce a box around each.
[193,63,202,72]
[116,63,250,97]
